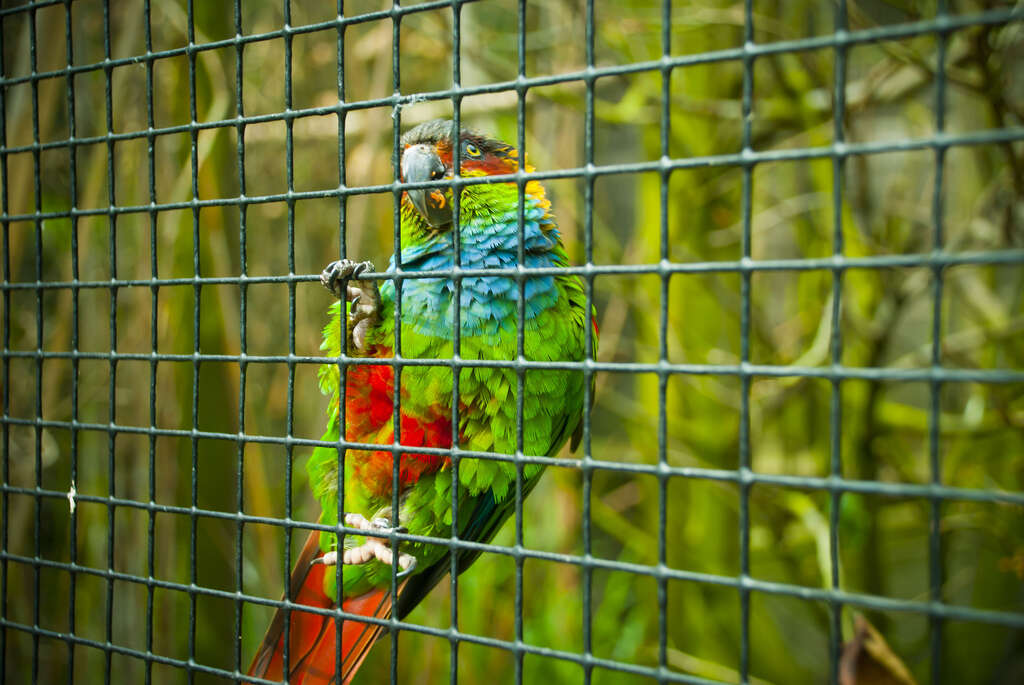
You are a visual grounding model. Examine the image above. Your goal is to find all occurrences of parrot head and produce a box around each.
[400,119,524,229]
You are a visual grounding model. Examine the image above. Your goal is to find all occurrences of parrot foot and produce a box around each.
[317,513,417,578]
[320,259,381,353]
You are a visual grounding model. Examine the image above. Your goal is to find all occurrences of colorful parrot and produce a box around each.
[248,119,596,684]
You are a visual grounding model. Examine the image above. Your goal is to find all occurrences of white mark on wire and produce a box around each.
[392,93,427,119]
[68,481,76,514]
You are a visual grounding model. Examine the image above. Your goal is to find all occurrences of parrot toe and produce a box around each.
[321,259,382,353]
[315,513,418,578]
[320,259,375,299]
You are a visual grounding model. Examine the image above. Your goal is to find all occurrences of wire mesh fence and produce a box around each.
[2,0,1023,683]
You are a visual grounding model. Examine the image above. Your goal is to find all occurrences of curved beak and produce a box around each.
[401,144,452,228]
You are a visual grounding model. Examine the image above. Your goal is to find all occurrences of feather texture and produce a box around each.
[249,120,596,682]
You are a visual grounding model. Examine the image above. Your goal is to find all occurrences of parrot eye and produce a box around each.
[463,142,482,158]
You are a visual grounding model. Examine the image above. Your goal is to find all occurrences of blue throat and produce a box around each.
[382,199,563,339]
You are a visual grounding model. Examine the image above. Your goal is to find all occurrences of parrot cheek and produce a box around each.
[407,187,453,228]
[402,142,453,228]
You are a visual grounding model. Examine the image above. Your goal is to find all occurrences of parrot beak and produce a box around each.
[401,143,453,228]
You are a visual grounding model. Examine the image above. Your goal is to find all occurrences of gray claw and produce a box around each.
[321,259,375,299]
[321,259,381,353]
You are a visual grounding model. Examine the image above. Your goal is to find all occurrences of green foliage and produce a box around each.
[4,1,1022,683]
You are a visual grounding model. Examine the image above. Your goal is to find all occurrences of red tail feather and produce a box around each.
[248,533,397,684]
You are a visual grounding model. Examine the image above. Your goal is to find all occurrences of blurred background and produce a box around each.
[2,0,1022,683]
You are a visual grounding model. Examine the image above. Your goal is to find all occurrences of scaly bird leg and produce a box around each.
[320,259,381,353]
[316,513,417,578]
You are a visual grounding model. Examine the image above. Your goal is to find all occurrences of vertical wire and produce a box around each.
[101,1,120,681]
[0,4,7,676]
[828,3,849,684]
[281,0,297,678]
[142,2,158,683]
[64,1,81,680]
[449,3,464,684]
[581,2,596,684]
[232,0,248,676]
[928,3,949,683]
[656,1,671,682]
[738,1,754,682]
[390,4,403,683]
[28,5,43,682]
[0,6,7,677]
[185,0,200,681]
[334,0,348,677]
[513,2,527,682]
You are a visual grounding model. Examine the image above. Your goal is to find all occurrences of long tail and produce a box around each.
[247,532,397,684]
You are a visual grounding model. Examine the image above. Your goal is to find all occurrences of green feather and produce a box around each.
[306,128,598,609]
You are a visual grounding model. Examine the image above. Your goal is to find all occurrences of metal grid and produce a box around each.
[1,1,1023,684]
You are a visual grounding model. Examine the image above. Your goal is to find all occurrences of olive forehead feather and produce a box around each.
[400,118,500,152]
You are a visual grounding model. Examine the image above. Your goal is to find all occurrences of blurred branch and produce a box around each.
[839,615,918,685]
[664,647,778,685]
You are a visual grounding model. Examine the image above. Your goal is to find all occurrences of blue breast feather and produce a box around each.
[381,200,563,339]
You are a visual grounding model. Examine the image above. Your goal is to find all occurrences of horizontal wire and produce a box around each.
[3,412,1024,485]
[0,0,64,19]
[2,126,1024,224]
[2,350,1023,385]
[0,5,1020,94]
[0,618,282,685]
[0,0,486,61]
[0,614,722,685]
[6,451,1023,523]
[3,550,1022,633]
[3,248,1024,292]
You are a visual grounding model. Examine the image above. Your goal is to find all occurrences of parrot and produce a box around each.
[247,119,596,684]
